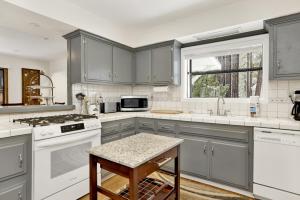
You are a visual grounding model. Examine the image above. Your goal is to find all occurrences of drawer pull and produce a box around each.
[18,154,23,168]
[154,157,172,167]
[211,146,214,156]
[18,192,22,200]
[203,145,207,154]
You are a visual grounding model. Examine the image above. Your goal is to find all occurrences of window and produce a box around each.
[182,35,269,100]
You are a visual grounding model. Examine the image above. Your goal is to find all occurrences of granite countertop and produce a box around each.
[97,112,300,131]
[0,122,32,139]
[89,133,184,168]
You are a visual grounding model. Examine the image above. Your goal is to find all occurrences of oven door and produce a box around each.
[33,129,101,200]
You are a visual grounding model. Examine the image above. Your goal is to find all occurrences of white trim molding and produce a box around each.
[180,34,269,104]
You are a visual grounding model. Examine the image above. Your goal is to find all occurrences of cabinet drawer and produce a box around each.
[0,181,26,200]
[157,120,176,134]
[179,122,250,142]
[137,118,155,132]
[102,133,120,144]
[121,130,136,138]
[102,122,120,136]
[119,119,135,132]
[0,143,26,181]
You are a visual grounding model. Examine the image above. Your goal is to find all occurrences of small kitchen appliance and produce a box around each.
[14,114,101,200]
[291,90,300,120]
[100,102,118,113]
[120,95,148,111]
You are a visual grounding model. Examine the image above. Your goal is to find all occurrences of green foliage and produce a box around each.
[192,75,229,98]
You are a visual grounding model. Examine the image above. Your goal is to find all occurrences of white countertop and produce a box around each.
[98,112,300,131]
[0,122,32,139]
[89,133,183,168]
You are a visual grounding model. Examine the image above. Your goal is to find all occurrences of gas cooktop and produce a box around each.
[13,114,98,127]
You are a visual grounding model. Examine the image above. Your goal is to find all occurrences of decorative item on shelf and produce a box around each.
[26,70,55,106]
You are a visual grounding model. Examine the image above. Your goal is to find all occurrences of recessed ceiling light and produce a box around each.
[13,49,20,53]
[29,22,40,28]
[43,37,49,40]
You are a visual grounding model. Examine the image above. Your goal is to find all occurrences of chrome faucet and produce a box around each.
[217,96,225,116]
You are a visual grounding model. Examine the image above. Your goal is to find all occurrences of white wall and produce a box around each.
[48,55,68,103]
[0,53,49,103]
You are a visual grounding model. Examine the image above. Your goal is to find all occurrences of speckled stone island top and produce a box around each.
[89,133,184,168]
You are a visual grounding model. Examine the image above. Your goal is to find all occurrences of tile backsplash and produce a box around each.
[72,80,300,119]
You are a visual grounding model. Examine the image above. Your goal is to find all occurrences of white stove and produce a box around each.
[15,114,102,200]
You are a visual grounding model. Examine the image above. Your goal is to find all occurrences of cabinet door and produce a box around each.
[179,134,209,178]
[113,47,133,83]
[0,182,26,200]
[275,21,300,77]
[157,120,176,137]
[151,46,172,84]
[210,140,249,189]
[84,37,113,82]
[135,50,151,84]
[0,143,26,181]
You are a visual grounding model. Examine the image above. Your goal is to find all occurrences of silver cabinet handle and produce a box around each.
[203,145,207,154]
[18,154,23,168]
[211,146,214,156]
[277,60,281,70]
[18,192,22,200]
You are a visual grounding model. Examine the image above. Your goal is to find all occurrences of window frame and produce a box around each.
[181,34,269,103]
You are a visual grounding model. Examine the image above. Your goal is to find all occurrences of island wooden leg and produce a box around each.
[175,146,180,200]
[90,154,98,200]
[129,169,138,200]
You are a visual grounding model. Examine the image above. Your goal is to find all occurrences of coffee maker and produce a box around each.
[291,90,300,121]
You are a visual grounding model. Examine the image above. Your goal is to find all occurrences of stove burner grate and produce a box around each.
[13,114,98,127]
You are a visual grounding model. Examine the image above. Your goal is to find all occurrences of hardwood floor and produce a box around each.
[80,173,254,200]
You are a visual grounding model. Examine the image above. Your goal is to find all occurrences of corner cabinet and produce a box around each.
[135,41,181,86]
[266,13,300,79]
[64,30,134,84]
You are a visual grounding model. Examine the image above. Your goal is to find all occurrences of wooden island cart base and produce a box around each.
[89,134,182,200]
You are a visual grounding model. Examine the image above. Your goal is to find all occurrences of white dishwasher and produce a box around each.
[254,127,300,200]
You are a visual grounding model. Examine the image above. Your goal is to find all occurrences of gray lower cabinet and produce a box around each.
[266,13,300,79]
[0,181,26,200]
[84,36,113,82]
[101,119,136,180]
[113,47,134,83]
[135,50,151,84]
[136,118,155,133]
[180,135,209,178]
[0,143,26,181]
[0,135,31,200]
[210,140,249,189]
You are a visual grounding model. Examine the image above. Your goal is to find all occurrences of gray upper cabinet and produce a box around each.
[113,47,134,83]
[210,140,249,189]
[84,37,113,82]
[64,30,181,86]
[135,41,181,86]
[135,50,151,84]
[151,46,172,84]
[266,13,300,79]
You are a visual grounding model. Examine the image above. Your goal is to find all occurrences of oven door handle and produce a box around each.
[35,132,100,149]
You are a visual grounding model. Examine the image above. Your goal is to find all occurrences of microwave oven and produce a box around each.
[120,96,148,111]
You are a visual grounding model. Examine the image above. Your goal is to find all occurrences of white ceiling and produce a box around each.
[63,0,239,28]
[0,1,76,61]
